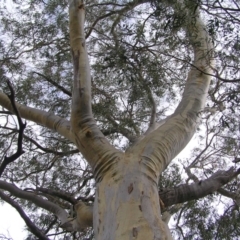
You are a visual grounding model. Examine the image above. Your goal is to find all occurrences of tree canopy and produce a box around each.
[0,0,240,239]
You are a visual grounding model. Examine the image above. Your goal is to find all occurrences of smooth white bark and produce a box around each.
[69,0,122,173]
[132,7,214,173]
[0,92,73,142]
[94,154,172,240]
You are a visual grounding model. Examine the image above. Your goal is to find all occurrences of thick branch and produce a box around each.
[0,191,50,240]
[159,167,240,208]
[217,188,240,205]
[0,180,69,224]
[69,1,122,180]
[61,201,93,231]
[131,2,215,174]
[23,187,94,231]
[69,1,92,118]
[0,91,73,142]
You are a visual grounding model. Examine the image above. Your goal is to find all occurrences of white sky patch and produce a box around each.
[0,203,27,239]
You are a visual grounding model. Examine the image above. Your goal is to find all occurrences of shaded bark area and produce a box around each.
[159,167,240,208]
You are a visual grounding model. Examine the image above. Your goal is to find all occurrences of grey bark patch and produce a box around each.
[128,183,133,194]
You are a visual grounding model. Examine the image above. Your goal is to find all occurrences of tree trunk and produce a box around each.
[94,153,172,240]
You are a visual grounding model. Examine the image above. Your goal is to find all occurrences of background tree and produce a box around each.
[0,0,240,239]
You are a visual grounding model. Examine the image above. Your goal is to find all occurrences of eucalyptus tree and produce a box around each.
[0,0,240,239]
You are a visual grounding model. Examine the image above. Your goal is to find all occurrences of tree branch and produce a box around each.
[131,2,215,174]
[0,91,73,142]
[32,72,72,97]
[217,188,240,204]
[32,187,94,231]
[23,134,79,156]
[0,180,69,224]
[61,201,93,231]
[69,1,123,180]
[86,0,149,40]
[0,81,26,177]
[0,191,50,240]
[36,187,77,205]
[159,167,240,208]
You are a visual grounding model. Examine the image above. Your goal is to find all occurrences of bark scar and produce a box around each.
[132,227,138,237]
[78,4,84,9]
[85,130,92,137]
[128,183,133,194]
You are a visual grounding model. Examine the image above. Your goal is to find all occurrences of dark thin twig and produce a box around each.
[0,111,13,114]
[0,80,26,177]
[44,217,58,234]
[32,72,72,97]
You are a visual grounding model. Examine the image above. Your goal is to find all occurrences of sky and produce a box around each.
[0,203,27,239]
